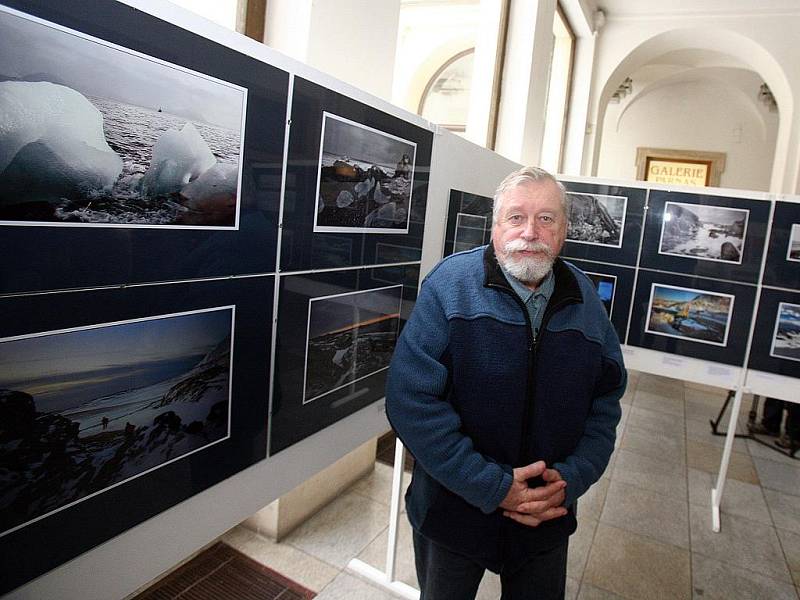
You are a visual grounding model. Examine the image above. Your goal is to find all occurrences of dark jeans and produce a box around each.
[412,530,568,600]
[763,398,800,441]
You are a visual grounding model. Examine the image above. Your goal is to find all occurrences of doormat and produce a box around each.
[133,541,315,600]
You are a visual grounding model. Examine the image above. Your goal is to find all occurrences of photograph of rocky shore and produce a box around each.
[303,285,402,403]
[658,201,748,264]
[0,307,233,535]
[314,112,416,233]
[0,7,246,228]
[646,283,734,346]
[565,191,626,247]
[771,302,800,362]
[788,224,800,262]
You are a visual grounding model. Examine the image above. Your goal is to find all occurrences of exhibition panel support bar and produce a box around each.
[1,2,798,599]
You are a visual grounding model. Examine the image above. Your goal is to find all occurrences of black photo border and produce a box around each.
[748,287,800,379]
[0,275,274,595]
[443,189,493,258]
[280,76,433,272]
[627,269,756,366]
[566,259,635,344]
[762,200,800,289]
[639,190,770,284]
[0,0,289,294]
[270,264,420,454]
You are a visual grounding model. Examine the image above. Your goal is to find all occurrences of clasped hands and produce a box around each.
[499,461,567,527]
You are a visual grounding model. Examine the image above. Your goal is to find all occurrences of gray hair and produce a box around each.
[492,166,568,222]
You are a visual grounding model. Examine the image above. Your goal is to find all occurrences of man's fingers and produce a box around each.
[503,506,568,527]
[542,468,563,483]
[515,489,566,515]
[516,480,565,503]
[513,461,546,481]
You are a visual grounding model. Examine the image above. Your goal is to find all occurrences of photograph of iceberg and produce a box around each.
[454,213,488,253]
[771,302,800,362]
[787,224,800,262]
[0,7,246,228]
[565,192,626,248]
[315,112,416,233]
[585,271,617,317]
[646,283,734,346]
[658,201,748,264]
[0,307,234,536]
[304,285,402,403]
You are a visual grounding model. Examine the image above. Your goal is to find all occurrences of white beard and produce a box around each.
[499,240,555,284]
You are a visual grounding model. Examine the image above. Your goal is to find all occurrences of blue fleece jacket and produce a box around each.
[385,244,626,570]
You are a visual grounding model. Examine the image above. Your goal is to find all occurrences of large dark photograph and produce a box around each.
[0,307,234,537]
[565,191,626,248]
[658,201,749,264]
[314,112,416,233]
[645,283,734,346]
[788,224,800,262]
[454,212,488,253]
[584,271,617,317]
[0,7,246,228]
[771,302,800,362]
[304,285,403,403]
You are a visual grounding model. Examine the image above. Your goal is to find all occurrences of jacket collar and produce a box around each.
[482,243,583,307]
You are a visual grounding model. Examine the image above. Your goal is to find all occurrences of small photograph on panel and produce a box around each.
[454,213,488,253]
[314,112,416,233]
[658,201,749,264]
[565,191,626,248]
[0,307,234,535]
[584,271,617,317]
[770,302,800,362]
[646,283,734,346]
[304,285,403,403]
[0,7,247,229]
[787,224,800,262]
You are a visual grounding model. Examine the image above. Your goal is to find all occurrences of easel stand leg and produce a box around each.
[711,387,744,532]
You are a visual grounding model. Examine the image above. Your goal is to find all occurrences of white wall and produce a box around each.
[597,79,779,191]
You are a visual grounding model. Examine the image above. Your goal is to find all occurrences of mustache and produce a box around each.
[503,239,555,258]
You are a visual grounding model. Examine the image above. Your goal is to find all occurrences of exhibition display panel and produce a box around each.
[443,189,493,257]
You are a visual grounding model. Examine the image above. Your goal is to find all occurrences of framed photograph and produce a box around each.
[639,190,769,285]
[787,224,800,262]
[0,0,289,294]
[567,258,635,344]
[0,6,246,229]
[558,181,646,266]
[270,264,420,454]
[565,191,627,248]
[748,288,800,378]
[281,77,433,272]
[0,276,273,596]
[0,307,235,538]
[314,113,416,234]
[658,201,749,264]
[628,269,756,366]
[770,302,800,362]
[443,189,493,257]
[304,285,403,404]
[645,283,734,347]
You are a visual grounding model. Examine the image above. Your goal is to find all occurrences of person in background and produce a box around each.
[386,166,627,600]
[750,397,799,452]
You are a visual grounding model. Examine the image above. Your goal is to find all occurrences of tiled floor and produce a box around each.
[221,370,800,599]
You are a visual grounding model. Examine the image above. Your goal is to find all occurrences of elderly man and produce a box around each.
[386,166,626,599]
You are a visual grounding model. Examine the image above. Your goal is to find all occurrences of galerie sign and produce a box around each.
[646,159,710,187]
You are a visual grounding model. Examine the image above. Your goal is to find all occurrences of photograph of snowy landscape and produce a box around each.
[315,113,416,233]
[658,201,749,264]
[0,307,233,535]
[0,7,246,228]
[646,284,733,346]
[787,224,800,262]
[565,192,626,248]
[771,302,800,362]
[303,285,402,403]
[585,272,616,317]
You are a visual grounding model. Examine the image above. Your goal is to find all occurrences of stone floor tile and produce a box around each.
[687,440,759,484]
[566,576,579,600]
[611,448,688,501]
[222,526,340,593]
[688,504,792,582]
[576,583,626,599]
[350,462,410,509]
[683,384,729,405]
[316,571,399,600]
[636,374,685,398]
[778,528,800,587]
[601,479,690,548]
[620,422,686,465]
[285,491,389,569]
[747,438,800,467]
[356,512,416,588]
[627,405,685,438]
[568,516,598,580]
[634,389,685,417]
[579,476,610,522]
[476,571,502,600]
[691,552,798,600]
[583,523,691,599]
[687,468,772,524]
[765,489,800,535]
[685,418,748,452]
[754,456,800,496]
